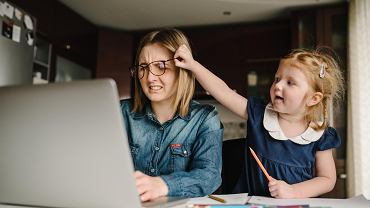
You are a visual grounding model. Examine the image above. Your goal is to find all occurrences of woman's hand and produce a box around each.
[134,171,168,202]
[268,178,296,199]
[174,44,198,71]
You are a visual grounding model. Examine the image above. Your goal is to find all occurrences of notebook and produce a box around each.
[0,79,141,207]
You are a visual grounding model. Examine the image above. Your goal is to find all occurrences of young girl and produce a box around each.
[174,45,344,198]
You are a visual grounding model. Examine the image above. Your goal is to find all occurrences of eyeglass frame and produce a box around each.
[129,58,179,79]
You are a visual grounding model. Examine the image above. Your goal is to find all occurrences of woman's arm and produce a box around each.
[268,149,337,198]
[174,44,248,119]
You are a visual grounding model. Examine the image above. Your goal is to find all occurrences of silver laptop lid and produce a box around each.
[0,79,141,208]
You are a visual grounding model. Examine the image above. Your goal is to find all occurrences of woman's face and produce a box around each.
[138,43,179,106]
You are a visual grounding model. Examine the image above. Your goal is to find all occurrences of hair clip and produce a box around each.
[319,63,326,79]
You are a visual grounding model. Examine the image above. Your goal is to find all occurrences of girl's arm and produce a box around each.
[174,44,248,119]
[269,149,337,198]
[293,149,337,197]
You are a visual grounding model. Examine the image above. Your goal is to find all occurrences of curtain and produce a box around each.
[347,0,370,198]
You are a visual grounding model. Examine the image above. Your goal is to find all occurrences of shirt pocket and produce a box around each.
[169,144,192,172]
[129,143,140,168]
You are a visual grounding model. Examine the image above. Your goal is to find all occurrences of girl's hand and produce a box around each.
[174,44,197,71]
[134,171,168,202]
[268,178,296,199]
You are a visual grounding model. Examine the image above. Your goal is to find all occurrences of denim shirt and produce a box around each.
[120,99,223,197]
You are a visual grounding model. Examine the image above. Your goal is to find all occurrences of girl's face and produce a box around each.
[269,59,313,116]
[138,43,178,106]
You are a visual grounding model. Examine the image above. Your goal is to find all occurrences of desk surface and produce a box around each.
[1,195,369,208]
[247,195,369,208]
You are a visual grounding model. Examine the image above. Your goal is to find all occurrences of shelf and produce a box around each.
[33,36,51,84]
[33,60,49,68]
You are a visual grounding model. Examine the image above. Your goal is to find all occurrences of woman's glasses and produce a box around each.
[129,58,178,79]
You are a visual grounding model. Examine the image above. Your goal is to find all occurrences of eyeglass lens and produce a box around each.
[132,58,175,79]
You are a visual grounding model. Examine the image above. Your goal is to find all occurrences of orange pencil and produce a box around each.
[249,147,272,181]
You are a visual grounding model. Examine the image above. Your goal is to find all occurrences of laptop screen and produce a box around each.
[0,79,141,207]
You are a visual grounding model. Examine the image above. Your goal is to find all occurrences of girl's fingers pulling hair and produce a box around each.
[175,57,183,62]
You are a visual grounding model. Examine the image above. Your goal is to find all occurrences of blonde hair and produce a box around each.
[282,47,345,130]
[132,28,195,117]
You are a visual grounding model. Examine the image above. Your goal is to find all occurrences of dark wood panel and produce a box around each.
[96,29,133,98]
[183,21,291,98]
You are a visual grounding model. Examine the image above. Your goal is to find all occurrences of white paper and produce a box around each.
[3,2,14,19]
[248,194,370,208]
[12,24,21,42]
[0,2,4,16]
[186,193,249,206]
[14,8,22,20]
[24,14,33,30]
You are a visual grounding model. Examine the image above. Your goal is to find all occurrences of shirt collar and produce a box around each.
[131,103,191,121]
[263,103,324,145]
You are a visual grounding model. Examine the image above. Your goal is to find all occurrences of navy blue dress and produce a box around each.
[234,97,341,196]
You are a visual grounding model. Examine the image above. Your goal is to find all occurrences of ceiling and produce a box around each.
[58,0,345,31]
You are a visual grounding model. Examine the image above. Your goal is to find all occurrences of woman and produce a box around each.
[120,28,223,202]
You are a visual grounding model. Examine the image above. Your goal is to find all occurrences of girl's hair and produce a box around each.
[132,28,195,117]
[282,47,345,130]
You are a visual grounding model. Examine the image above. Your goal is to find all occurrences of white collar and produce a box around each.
[263,103,324,145]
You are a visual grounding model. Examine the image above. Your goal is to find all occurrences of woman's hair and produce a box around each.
[282,47,345,130]
[132,28,195,117]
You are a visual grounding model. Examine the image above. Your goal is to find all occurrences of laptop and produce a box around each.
[0,79,141,207]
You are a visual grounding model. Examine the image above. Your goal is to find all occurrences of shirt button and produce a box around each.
[150,168,155,173]
[155,146,160,151]
[183,150,187,154]
[159,127,164,131]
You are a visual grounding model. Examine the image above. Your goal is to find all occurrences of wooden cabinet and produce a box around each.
[291,3,348,198]
[96,29,133,99]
